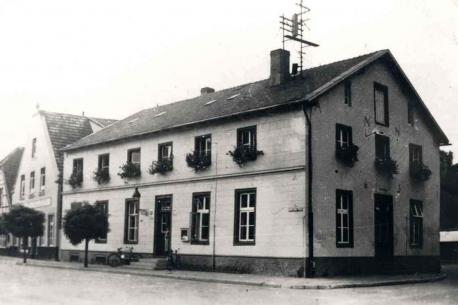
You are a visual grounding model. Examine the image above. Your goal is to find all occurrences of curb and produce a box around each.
[16,261,446,290]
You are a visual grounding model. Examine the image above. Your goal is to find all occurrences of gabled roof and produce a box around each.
[0,147,24,202]
[40,111,117,172]
[63,49,448,151]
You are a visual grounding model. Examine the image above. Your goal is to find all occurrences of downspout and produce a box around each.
[212,142,218,271]
[303,103,315,278]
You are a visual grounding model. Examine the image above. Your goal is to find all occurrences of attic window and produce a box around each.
[227,93,240,101]
[128,118,139,124]
[205,100,217,106]
[154,111,167,118]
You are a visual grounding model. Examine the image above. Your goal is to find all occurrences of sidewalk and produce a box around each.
[15,258,446,290]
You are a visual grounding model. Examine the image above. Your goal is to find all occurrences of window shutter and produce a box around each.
[349,191,354,247]
[124,201,129,244]
[335,191,339,246]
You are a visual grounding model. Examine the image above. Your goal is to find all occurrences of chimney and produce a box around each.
[201,87,215,95]
[269,49,290,86]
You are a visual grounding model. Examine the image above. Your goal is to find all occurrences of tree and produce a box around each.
[3,205,44,263]
[63,202,109,267]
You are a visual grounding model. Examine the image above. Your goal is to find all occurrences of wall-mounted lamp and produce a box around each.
[132,187,141,199]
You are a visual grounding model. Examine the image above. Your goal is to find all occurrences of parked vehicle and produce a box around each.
[107,247,140,267]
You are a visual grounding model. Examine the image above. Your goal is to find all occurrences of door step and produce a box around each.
[121,258,168,271]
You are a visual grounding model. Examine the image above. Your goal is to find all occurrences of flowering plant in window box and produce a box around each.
[335,144,359,167]
[228,145,264,166]
[118,162,141,179]
[67,171,83,188]
[374,157,399,177]
[185,151,211,172]
[93,168,110,184]
[410,161,432,182]
[148,157,173,175]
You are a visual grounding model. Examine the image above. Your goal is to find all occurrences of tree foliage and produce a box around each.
[3,205,44,238]
[63,202,109,245]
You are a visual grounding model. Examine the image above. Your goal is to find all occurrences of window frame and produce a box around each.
[335,124,353,150]
[344,80,352,106]
[409,144,423,166]
[98,154,110,172]
[409,199,423,248]
[20,175,26,199]
[127,148,141,166]
[191,192,211,245]
[47,214,55,246]
[31,138,37,158]
[72,158,84,180]
[195,134,212,158]
[237,126,257,150]
[233,188,256,246]
[29,171,35,195]
[374,82,389,126]
[39,167,46,192]
[95,200,109,244]
[158,142,173,162]
[336,189,354,248]
[375,134,390,160]
[124,199,139,244]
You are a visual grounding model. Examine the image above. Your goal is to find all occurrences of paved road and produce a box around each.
[0,258,457,305]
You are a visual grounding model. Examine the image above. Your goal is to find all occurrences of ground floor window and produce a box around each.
[234,189,256,245]
[95,201,109,243]
[336,189,353,247]
[47,214,55,246]
[0,234,7,247]
[191,193,210,244]
[124,199,139,244]
[410,200,423,248]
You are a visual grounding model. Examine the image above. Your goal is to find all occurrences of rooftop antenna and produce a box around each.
[280,0,319,74]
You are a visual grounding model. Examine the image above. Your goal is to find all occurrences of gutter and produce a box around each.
[303,101,315,278]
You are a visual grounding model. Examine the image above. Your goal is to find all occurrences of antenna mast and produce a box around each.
[279,0,319,74]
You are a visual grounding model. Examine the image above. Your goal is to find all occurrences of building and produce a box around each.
[10,110,116,259]
[60,49,449,276]
[0,147,24,251]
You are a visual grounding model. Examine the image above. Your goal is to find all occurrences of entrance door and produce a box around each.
[154,195,172,256]
[374,194,394,259]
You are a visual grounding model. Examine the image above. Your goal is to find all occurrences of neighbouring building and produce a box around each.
[60,49,449,276]
[10,110,116,259]
[0,147,24,252]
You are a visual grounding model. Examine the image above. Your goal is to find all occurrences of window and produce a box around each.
[95,201,109,243]
[158,142,173,162]
[336,124,352,150]
[344,80,352,106]
[374,83,389,126]
[128,148,141,166]
[409,144,422,166]
[124,199,139,244]
[409,200,423,248]
[47,214,55,246]
[20,175,25,199]
[375,134,390,159]
[98,154,110,172]
[408,102,414,126]
[29,171,35,194]
[195,135,212,159]
[73,158,83,177]
[0,188,3,207]
[336,189,353,247]
[40,167,46,192]
[31,138,37,158]
[237,126,257,149]
[234,189,256,245]
[191,193,210,244]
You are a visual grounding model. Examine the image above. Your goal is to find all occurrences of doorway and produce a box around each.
[374,194,394,260]
[154,195,172,256]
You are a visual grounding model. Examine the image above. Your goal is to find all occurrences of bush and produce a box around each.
[335,144,359,167]
[67,171,83,188]
[228,145,264,166]
[149,158,173,175]
[93,168,110,184]
[410,161,432,182]
[186,151,211,172]
[375,157,399,177]
[118,162,141,179]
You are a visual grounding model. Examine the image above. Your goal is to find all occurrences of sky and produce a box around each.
[0,0,456,161]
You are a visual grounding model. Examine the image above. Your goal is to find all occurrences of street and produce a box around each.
[0,257,457,305]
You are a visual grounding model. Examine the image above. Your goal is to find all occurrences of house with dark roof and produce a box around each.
[10,110,116,259]
[0,147,24,249]
[60,49,448,276]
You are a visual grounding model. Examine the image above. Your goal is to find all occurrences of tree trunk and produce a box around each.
[22,237,27,264]
[84,239,89,268]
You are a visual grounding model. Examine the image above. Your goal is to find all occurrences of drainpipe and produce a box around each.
[212,142,218,272]
[303,103,315,278]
